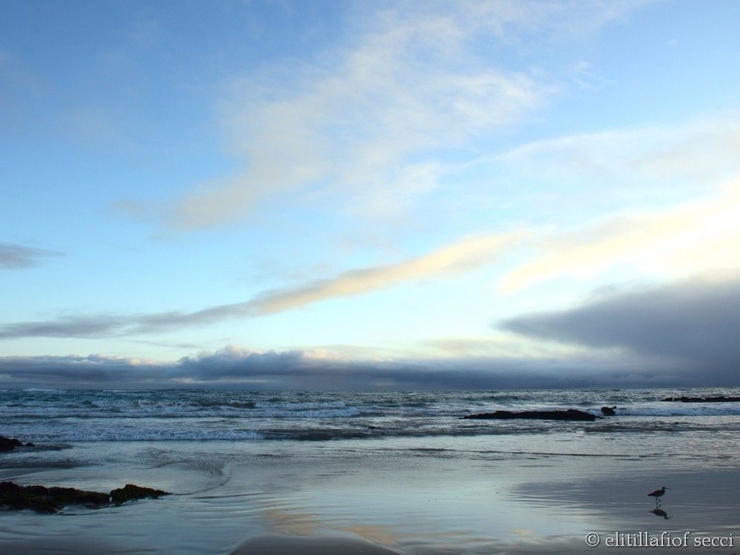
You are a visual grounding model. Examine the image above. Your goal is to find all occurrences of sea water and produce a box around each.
[2,387,740,553]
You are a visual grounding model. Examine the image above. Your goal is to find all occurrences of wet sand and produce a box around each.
[1,440,739,554]
[231,534,402,554]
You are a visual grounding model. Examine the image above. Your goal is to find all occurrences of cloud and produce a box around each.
[0,343,697,390]
[171,345,678,389]
[495,112,740,186]
[136,1,650,231]
[247,232,523,314]
[0,314,132,339]
[0,233,520,339]
[499,178,740,294]
[0,242,64,269]
[0,353,168,388]
[471,113,740,237]
[172,56,546,227]
[499,275,740,383]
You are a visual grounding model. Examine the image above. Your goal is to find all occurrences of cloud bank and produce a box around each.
[0,343,700,390]
[500,275,740,384]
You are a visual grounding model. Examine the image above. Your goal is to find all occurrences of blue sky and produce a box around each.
[1,0,739,389]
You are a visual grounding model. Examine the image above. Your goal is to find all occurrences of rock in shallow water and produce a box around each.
[463,409,598,421]
[0,435,26,452]
[110,484,169,505]
[0,481,170,513]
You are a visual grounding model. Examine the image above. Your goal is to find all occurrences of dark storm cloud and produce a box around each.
[0,354,166,388]
[499,276,740,383]
[0,346,703,390]
[0,242,64,269]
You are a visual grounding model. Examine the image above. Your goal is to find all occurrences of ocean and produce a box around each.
[2,387,740,553]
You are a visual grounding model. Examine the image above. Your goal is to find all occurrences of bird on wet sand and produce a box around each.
[648,486,669,505]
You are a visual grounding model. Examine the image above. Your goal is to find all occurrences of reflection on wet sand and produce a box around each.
[650,507,671,520]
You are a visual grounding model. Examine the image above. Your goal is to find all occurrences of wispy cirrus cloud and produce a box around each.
[0,242,64,269]
[469,112,740,230]
[170,42,546,227]
[0,232,521,339]
[119,1,649,231]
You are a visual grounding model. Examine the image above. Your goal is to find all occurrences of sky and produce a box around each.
[1,0,739,389]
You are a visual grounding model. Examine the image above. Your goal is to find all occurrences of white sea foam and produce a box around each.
[2,388,740,448]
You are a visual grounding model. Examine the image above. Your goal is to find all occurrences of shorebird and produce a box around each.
[648,486,669,505]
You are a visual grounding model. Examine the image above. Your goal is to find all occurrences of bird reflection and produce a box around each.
[650,508,672,519]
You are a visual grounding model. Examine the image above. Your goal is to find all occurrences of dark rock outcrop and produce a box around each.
[662,396,740,403]
[600,406,616,416]
[0,481,110,513]
[0,435,35,452]
[0,436,24,452]
[463,409,598,422]
[110,484,169,505]
[0,481,170,513]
